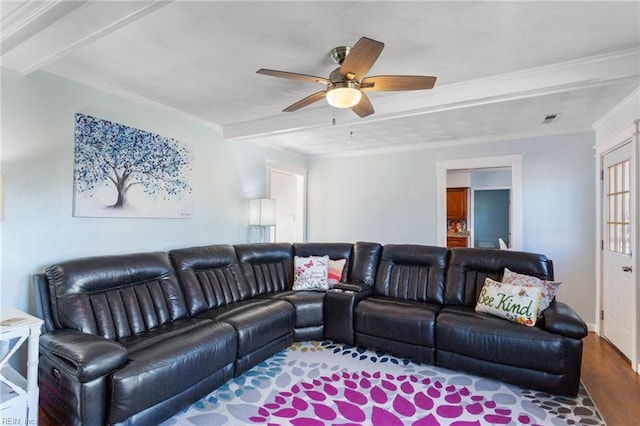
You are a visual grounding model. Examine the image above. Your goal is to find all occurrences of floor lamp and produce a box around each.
[248,198,276,243]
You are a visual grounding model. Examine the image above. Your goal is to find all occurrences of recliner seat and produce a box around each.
[354,244,448,363]
[169,244,295,376]
[435,248,586,396]
[37,252,237,425]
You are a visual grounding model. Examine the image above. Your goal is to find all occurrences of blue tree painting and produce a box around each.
[73,113,193,218]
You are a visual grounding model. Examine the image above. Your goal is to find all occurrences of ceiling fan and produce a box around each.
[256,37,437,118]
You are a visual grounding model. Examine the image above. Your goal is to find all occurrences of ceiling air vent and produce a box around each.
[542,113,560,124]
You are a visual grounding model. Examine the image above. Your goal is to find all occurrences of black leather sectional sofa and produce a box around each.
[33,242,588,425]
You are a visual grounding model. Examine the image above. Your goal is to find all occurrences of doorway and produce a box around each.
[268,167,306,243]
[474,189,511,249]
[437,155,523,250]
[601,141,635,362]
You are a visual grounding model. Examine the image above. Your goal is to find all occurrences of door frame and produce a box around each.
[436,155,523,250]
[595,120,639,371]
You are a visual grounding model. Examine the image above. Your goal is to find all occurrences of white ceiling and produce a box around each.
[2,1,639,157]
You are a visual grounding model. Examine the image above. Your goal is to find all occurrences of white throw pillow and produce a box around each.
[502,268,561,316]
[293,255,329,291]
[475,278,542,327]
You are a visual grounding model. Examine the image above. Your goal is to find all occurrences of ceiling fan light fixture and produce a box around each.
[257,36,436,117]
[326,82,361,109]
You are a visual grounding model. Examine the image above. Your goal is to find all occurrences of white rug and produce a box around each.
[162,341,603,426]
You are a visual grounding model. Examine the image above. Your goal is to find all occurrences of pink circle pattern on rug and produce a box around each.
[248,370,541,425]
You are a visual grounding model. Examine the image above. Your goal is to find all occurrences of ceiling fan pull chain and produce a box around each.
[332,108,336,126]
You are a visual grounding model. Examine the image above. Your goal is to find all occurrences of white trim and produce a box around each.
[2,1,171,74]
[594,123,637,156]
[40,69,223,133]
[593,87,640,131]
[436,155,523,250]
[1,0,75,42]
[594,152,603,337]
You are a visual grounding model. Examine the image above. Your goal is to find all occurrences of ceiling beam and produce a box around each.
[224,48,640,141]
[1,0,171,74]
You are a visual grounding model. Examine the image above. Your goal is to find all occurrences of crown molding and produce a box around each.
[592,86,640,130]
[43,68,223,133]
[1,0,79,44]
[1,1,171,74]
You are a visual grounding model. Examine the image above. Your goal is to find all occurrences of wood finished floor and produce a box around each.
[39,332,638,425]
[581,332,640,425]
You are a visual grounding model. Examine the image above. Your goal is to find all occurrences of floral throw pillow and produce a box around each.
[475,278,542,327]
[327,258,347,287]
[293,255,329,291]
[501,268,561,316]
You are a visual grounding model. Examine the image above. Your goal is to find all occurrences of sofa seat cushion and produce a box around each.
[110,319,237,424]
[354,296,440,347]
[197,299,294,356]
[270,290,325,328]
[436,306,566,374]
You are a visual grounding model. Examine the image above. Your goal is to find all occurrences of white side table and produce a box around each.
[0,306,43,425]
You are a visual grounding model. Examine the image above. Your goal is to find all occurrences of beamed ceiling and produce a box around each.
[2,1,639,157]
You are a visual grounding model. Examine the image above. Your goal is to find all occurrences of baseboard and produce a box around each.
[587,323,597,332]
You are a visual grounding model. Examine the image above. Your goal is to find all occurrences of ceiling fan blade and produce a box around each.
[361,75,437,91]
[283,91,327,112]
[257,69,330,85]
[340,37,384,80]
[351,92,374,118]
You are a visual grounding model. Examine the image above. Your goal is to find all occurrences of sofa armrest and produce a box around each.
[40,329,128,382]
[333,282,374,294]
[325,284,373,344]
[540,301,588,340]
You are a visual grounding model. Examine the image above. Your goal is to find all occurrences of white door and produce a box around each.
[269,169,305,243]
[602,141,635,360]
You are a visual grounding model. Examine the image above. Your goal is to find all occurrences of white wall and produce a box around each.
[308,152,439,244]
[307,132,597,324]
[0,70,306,314]
[446,171,471,188]
[0,68,603,328]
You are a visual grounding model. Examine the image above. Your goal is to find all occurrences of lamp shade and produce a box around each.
[248,198,276,226]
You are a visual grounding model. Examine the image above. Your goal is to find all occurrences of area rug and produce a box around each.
[162,341,603,426]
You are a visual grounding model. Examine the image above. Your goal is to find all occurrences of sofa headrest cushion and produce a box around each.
[293,242,353,260]
[448,248,552,280]
[234,243,293,264]
[169,244,237,271]
[380,244,448,267]
[46,252,175,296]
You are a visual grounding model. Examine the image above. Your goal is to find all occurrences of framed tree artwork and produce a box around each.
[73,113,193,218]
